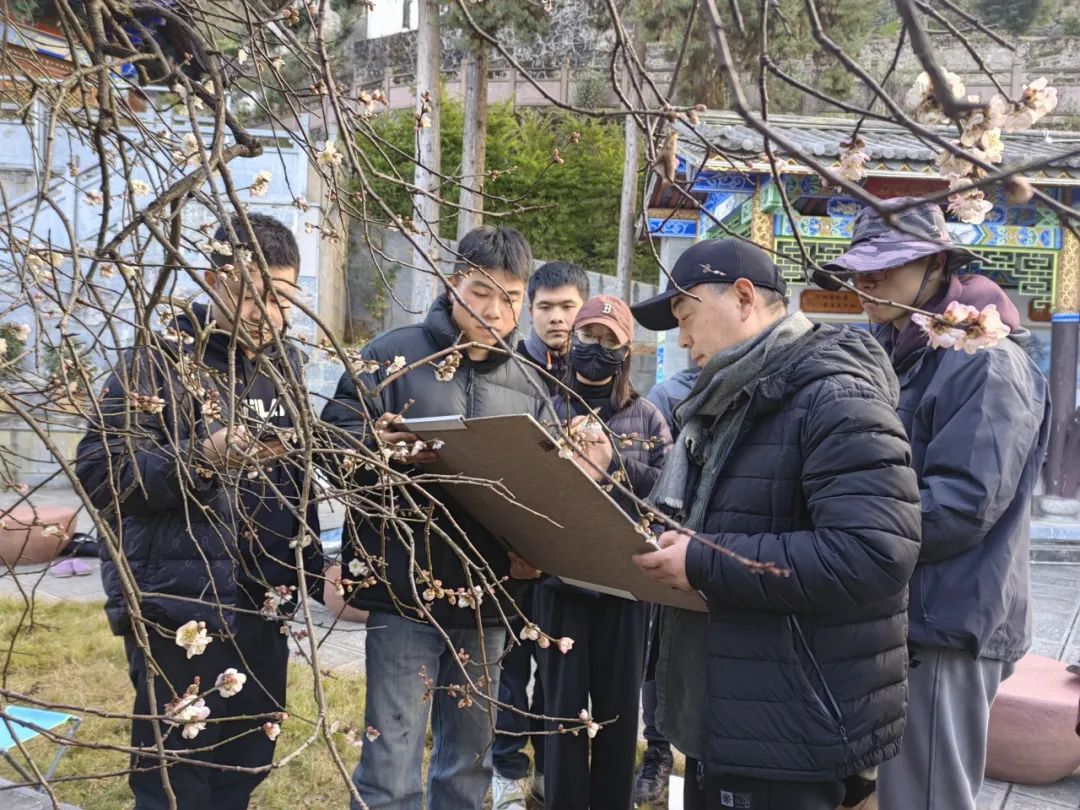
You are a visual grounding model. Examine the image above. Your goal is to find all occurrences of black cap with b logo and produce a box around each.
[630,239,787,331]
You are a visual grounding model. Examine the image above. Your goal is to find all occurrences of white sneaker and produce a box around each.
[492,772,528,810]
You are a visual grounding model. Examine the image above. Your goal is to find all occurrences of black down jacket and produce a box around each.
[887,289,1049,662]
[681,324,922,781]
[540,387,672,596]
[75,305,323,637]
[320,295,549,628]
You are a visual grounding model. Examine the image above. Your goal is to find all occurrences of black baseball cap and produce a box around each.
[631,239,788,331]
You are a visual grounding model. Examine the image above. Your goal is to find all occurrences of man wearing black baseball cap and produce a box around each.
[632,238,922,809]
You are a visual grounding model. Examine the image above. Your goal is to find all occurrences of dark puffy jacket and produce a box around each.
[681,324,922,781]
[320,296,547,628]
[885,276,1049,661]
[540,392,672,595]
[75,305,323,637]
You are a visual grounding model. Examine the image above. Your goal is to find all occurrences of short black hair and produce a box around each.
[212,213,299,273]
[701,281,789,309]
[527,261,589,304]
[455,226,533,282]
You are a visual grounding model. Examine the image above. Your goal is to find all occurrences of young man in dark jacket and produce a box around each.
[632,238,922,810]
[818,199,1050,810]
[515,260,589,393]
[494,260,589,809]
[76,214,322,810]
[320,226,548,810]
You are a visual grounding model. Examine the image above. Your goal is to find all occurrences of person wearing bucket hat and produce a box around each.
[533,294,672,810]
[818,199,1051,810]
[630,238,922,809]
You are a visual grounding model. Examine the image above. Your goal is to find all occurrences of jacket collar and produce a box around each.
[423,294,516,372]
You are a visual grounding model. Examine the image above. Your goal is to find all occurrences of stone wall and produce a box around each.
[341,8,1080,126]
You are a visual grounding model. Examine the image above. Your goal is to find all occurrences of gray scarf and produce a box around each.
[649,311,814,761]
[650,311,814,530]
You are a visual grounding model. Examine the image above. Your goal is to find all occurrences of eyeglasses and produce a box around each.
[575,328,623,351]
[836,269,892,286]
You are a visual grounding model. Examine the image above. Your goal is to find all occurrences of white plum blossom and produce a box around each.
[557,637,575,654]
[960,95,1006,147]
[347,558,370,578]
[237,47,249,65]
[263,585,295,611]
[387,355,406,374]
[903,70,966,124]
[1002,78,1058,132]
[837,136,869,182]
[317,141,343,167]
[129,179,151,197]
[263,721,281,741]
[173,133,204,168]
[947,185,994,225]
[433,351,461,382]
[935,145,984,178]
[911,301,1011,354]
[165,695,211,739]
[215,668,247,697]
[578,709,601,738]
[979,128,1004,164]
[10,324,30,342]
[175,620,213,658]
[250,170,272,197]
[85,190,103,205]
[129,393,166,414]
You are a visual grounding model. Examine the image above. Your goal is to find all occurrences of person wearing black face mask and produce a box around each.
[532,295,672,810]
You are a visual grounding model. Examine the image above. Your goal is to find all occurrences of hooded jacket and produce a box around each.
[646,367,701,432]
[75,304,323,637]
[883,274,1050,661]
[679,323,921,781]
[320,295,547,628]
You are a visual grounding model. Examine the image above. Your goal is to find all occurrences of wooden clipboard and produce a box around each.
[402,413,707,611]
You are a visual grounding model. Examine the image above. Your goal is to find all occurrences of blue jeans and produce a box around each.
[353,611,506,810]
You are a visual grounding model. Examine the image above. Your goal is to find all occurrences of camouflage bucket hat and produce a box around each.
[813,197,979,291]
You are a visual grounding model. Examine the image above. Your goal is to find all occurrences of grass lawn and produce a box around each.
[0,598,367,809]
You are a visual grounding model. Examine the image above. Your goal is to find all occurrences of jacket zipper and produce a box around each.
[465,367,475,418]
[789,616,849,744]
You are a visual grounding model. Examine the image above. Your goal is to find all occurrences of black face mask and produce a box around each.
[570,338,628,382]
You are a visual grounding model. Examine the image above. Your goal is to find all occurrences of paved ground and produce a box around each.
[5,486,1080,806]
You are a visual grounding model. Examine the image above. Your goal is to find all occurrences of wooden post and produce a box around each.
[411,0,441,316]
[615,4,643,303]
[615,115,640,302]
[457,44,488,240]
[1046,223,1080,497]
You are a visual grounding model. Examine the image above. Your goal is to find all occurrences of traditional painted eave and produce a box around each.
[674,112,1080,185]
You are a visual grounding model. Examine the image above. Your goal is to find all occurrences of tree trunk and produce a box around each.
[615,114,640,301]
[411,0,441,316]
[457,44,488,240]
